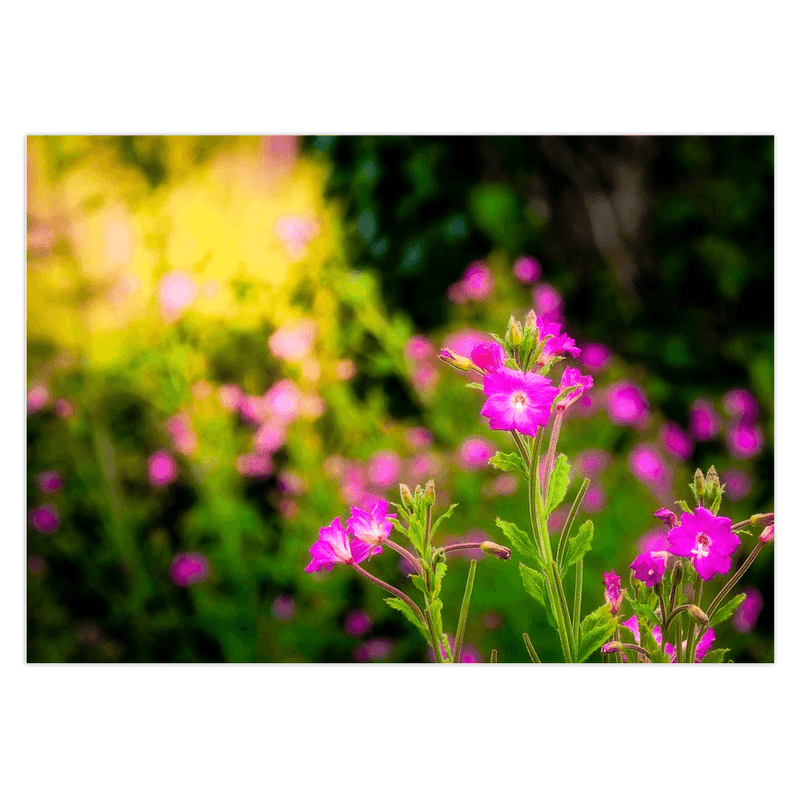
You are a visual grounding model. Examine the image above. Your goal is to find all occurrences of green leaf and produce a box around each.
[465,382,483,390]
[384,597,426,634]
[429,598,444,644]
[495,517,541,568]
[578,605,617,662]
[546,454,571,514]
[430,503,459,539]
[702,648,730,664]
[432,561,447,599]
[563,520,593,570]
[638,619,670,662]
[519,564,555,628]
[626,596,660,626]
[489,451,528,477]
[675,499,691,514]
[709,593,747,627]
[410,574,426,595]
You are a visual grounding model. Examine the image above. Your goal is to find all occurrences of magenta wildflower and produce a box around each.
[535,320,581,365]
[462,261,494,300]
[268,320,316,362]
[166,413,198,455]
[29,504,59,534]
[27,384,51,414]
[532,283,564,321]
[344,610,373,637]
[305,517,371,572]
[36,470,64,494]
[603,571,625,615]
[630,551,667,586]
[158,271,198,322]
[583,484,607,513]
[480,367,559,436]
[580,343,611,372]
[409,453,442,484]
[457,436,496,471]
[513,256,541,283]
[442,329,493,359]
[335,359,357,380]
[574,449,611,477]
[148,451,177,488]
[622,616,716,663]
[723,388,759,423]
[347,499,396,556]
[274,215,320,260]
[759,524,774,545]
[236,453,272,477]
[55,398,75,417]
[271,595,296,621]
[732,587,763,634]
[556,366,593,411]
[689,398,722,441]
[654,508,679,529]
[265,379,302,423]
[667,507,740,581]
[170,552,209,587]
[726,422,764,460]
[411,363,439,393]
[628,444,670,488]
[367,450,402,488]
[405,335,434,361]
[721,468,752,501]
[354,637,394,662]
[470,342,505,373]
[254,421,288,454]
[605,382,649,427]
[659,422,693,461]
[636,529,670,555]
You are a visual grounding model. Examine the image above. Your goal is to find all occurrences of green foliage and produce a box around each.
[563,521,594,570]
[519,564,556,628]
[709,594,747,628]
[384,597,426,634]
[702,648,731,663]
[546,454,571,514]
[578,606,617,663]
[489,451,528,478]
[495,517,541,567]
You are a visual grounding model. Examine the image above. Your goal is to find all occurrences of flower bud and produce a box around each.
[507,316,523,348]
[601,641,622,654]
[654,507,679,529]
[693,468,706,500]
[705,465,720,493]
[439,348,474,372]
[759,524,774,545]
[399,483,414,509]
[687,605,710,626]
[750,513,774,528]
[424,479,436,507]
[524,309,538,332]
[480,541,512,560]
[671,559,683,586]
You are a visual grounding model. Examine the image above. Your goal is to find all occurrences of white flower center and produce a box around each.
[692,532,711,559]
[511,392,528,410]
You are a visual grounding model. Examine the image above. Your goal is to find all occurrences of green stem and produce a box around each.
[510,430,531,470]
[384,539,423,575]
[685,576,703,663]
[573,559,583,648]
[706,542,764,622]
[552,560,575,658]
[541,409,564,507]
[556,478,590,568]
[490,649,498,664]
[522,633,541,663]
[352,562,427,630]
[453,560,477,663]
[423,607,444,663]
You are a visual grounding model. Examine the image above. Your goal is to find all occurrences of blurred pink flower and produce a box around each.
[268,320,316,362]
[166,414,198,455]
[37,470,64,494]
[28,554,47,574]
[28,221,55,254]
[170,552,209,587]
[368,450,402,488]
[254,422,287,454]
[405,335,434,361]
[636,529,670,554]
[574,449,610,477]
[583,484,607,513]
[405,426,433,450]
[605,382,649,427]
[238,394,268,425]
[236,453,272,477]
[335,359,357,380]
[487,473,518,496]
[278,498,299,520]
[549,508,568,533]
[580,343,612,372]
[148,451,177,488]
[275,215,320,260]
[265,380,302,422]
[720,469,752,501]
[723,388,759,423]
[54,398,75,418]
[513,256,541,283]
[323,455,346,479]
[482,612,502,630]
[409,453,443,484]
[354,637,394,662]
[461,645,482,663]
[411,363,439,393]
[732,587,763,634]
[442,329,493,359]
[277,470,307,495]
[218,384,243,412]
[192,381,213,400]
[659,422,693,461]
[457,436,496,471]
[446,282,467,304]
[532,283,564,322]
[271,595,296,621]
[301,393,325,419]
[27,384,51,414]
[629,444,670,487]
[344,610,373,637]
[340,465,367,505]
[29,504,59,534]
[461,261,494,301]
[726,422,764,460]
[689,398,722,441]
[158,271,198,321]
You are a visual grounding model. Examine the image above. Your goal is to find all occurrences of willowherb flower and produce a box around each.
[347,499,396,556]
[556,366,593,411]
[535,320,581,365]
[630,551,667,586]
[158,271,198,322]
[170,552,209,587]
[470,342,505,373]
[583,484,607,513]
[367,450,402,488]
[689,398,722,441]
[344,610,373,637]
[605,382,649,427]
[667,507,740,581]
[721,468,752,500]
[513,256,541,284]
[723,388,759,423]
[628,444,670,489]
[580,343,611,372]
[480,367,559,436]
[759,524,774,545]
[305,517,371,572]
[265,379,302,423]
[148,451,177,488]
[726,422,764,460]
[654,507,679,529]
[404,335,434,361]
[29,504,60,534]
[659,422,693,461]
[622,616,716,663]
[27,384,51,414]
[732,587,763,634]
[574,449,611,477]
[268,320,317,362]
[271,595,296,621]
[457,436,496,471]
[461,261,494,301]
[37,470,64,494]
[603,571,625,615]
[532,283,564,322]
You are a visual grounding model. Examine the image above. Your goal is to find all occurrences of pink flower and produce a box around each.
[405,335,434,361]
[659,422,693,461]
[405,426,433,450]
[462,261,494,300]
[264,379,302,422]
[275,215,320,260]
[487,474,518,496]
[723,388,759,423]
[536,320,581,365]
[238,394,268,425]
[732,587,763,634]
[457,436,496,471]
[689,398,722,441]
[532,283,563,321]
[271,595,295,621]
[277,470,307,495]
[158,271,198,321]
[461,645,482,663]
[581,343,611,372]
[236,453,273,477]
[409,453,442,484]
[603,571,625,615]
[726,422,764,460]
[556,366,593,411]
[667,507,740,582]
[305,517,371,573]
[170,552,209,587]
[354,637,394,662]
[636,529,670,554]
[446,283,467,304]
[622,616,716,662]
[254,422,287,454]
[721,469,752,501]
[344,610,373,637]
[654,508,679,529]
[411,363,439,393]
[442,329,493,359]
[55,398,75,418]
[583,484,607,513]
[29,504,59,534]
[574,449,610,477]
[37,470,63,494]
[628,444,669,486]
[482,612,502,630]
[605,382,649,427]
[148,451,177,488]
[347,499,396,556]
[335,359,357,380]
[165,414,198,455]
[268,320,316,362]
[481,367,559,436]
[630,551,667,586]
[513,256,541,283]
[218,384,243,412]
[367,450,402,488]
[471,342,505,373]
[27,384,51,414]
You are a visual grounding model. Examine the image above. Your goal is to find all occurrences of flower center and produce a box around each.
[692,532,711,559]
[510,391,528,410]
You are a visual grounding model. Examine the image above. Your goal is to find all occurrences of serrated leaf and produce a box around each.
[519,563,556,628]
[701,648,730,664]
[430,503,459,539]
[563,520,593,570]
[495,517,541,568]
[626,596,660,626]
[709,593,747,627]
[429,598,444,644]
[489,451,528,477]
[410,574,426,594]
[390,504,411,525]
[578,605,617,662]
[432,561,447,599]
[675,500,691,514]
[546,454,571,514]
[384,597,426,634]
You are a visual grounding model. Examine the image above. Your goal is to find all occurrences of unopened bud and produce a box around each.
[424,479,436,506]
[524,309,538,332]
[671,560,684,586]
[654,507,679,529]
[705,465,720,492]
[687,605,710,626]
[399,484,414,508]
[693,468,706,500]
[750,513,774,528]
[601,641,622,654]
[507,316,523,347]
[480,541,512,560]
[759,524,774,545]
[439,348,474,372]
